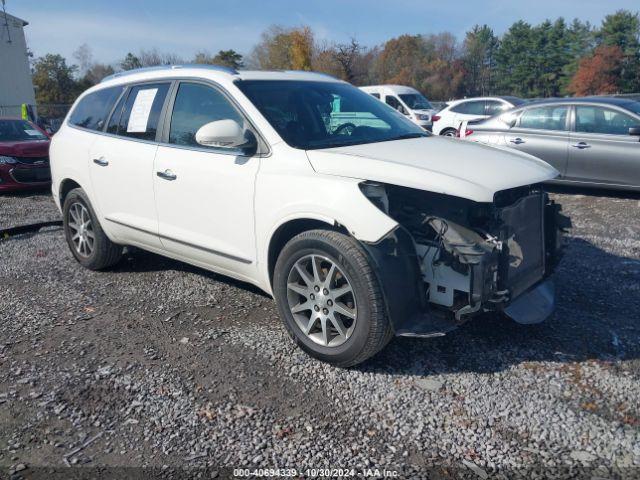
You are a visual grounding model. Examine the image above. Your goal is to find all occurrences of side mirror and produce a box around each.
[629,126,640,136]
[195,120,256,154]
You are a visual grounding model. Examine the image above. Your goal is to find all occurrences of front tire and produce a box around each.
[63,188,122,270]
[273,230,392,367]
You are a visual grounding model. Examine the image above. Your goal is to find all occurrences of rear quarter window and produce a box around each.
[69,87,124,131]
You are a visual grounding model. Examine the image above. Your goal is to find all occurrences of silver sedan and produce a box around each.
[461,97,640,191]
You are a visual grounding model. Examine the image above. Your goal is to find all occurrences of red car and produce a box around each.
[0,118,51,192]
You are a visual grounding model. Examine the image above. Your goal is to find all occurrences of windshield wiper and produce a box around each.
[392,133,429,140]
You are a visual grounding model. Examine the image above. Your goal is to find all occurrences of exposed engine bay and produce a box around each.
[360,182,569,330]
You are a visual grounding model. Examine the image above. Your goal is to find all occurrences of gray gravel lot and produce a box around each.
[0,188,639,479]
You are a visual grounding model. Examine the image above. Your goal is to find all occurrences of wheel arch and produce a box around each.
[267,216,348,288]
[59,178,83,206]
[440,127,458,136]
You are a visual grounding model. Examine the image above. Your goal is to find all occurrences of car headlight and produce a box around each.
[416,114,430,121]
[0,155,17,165]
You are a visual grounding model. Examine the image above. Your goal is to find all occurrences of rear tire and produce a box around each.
[441,128,457,137]
[63,188,122,270]
[273,229,392,367]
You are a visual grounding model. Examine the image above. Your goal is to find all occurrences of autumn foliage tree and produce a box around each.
[248,25,313,70]
[567,45,625,95]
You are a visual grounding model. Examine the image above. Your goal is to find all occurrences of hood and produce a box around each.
[0,139,50,157]
[306,136,558,203]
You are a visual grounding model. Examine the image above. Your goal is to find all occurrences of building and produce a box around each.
[0,11,36,117]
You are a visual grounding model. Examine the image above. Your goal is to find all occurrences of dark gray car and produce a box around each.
[461,97,640,191]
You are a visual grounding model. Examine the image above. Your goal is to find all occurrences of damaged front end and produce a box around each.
[359,182,570,337]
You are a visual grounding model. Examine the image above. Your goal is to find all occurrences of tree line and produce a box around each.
[31,9,640,107]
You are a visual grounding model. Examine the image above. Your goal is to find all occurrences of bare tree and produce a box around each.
[73,43,93,76]
[333,38,361,82]
[138,48,183,67]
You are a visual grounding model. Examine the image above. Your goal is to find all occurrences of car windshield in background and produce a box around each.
[236,80,427,150]
[399,93,433,110]
[0,120,47,142]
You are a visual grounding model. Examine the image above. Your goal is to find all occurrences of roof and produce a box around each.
[100,64,342,86]
[524,96,640,108]
[3,12,28,27]
[360,85,421,94]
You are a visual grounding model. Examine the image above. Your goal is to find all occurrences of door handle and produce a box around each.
[509,138,525,145]
[93,157,108,167]
[156,169,177,181]
[571,142,591,149]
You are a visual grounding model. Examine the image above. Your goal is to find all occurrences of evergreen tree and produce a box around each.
[462,25,499,96]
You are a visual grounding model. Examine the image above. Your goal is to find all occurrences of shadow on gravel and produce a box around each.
[114,247,270,298]
[110,233,640,378]
[0,187,51,198]
[357,237,640,376]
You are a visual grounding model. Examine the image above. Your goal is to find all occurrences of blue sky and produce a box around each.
[8,0,640,65]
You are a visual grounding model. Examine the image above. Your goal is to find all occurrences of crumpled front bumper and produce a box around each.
[361,190,567,337]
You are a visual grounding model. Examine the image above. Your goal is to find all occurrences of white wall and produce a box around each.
[0,13,36,113]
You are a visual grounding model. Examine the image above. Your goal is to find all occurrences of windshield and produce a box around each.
[235,80,428,150]
[0,120,47,142]
[398,93,433,110]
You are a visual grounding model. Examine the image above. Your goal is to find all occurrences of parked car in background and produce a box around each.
[0,118,51,192]
[432,96,526,136]
[51,65,565,366]
[429,101,448,112]
[360,85,437,130]
[460,97,640,191]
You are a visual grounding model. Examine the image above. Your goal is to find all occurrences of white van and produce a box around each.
[360,85,437,130]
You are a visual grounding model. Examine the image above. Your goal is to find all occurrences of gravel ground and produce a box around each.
[0,188,639,479]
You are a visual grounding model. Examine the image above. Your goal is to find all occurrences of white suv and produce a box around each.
[51,66,564,366]
[432,96,525,136]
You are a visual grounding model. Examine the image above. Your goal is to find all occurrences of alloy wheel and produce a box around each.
[67,202,95,258]
[286,254,357,347]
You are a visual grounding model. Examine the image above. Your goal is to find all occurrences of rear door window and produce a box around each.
[117,83,170,141]
[451,101,485,115]
[575,106,637,135]
[69,86,124,131]
[519,105,568,131]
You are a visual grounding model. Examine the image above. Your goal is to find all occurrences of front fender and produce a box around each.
[255,172,398,293]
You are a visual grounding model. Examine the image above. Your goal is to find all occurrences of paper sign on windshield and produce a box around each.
[127,88,158,133]
[24,129,41,136]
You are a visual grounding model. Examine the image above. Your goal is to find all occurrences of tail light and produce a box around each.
[456,129,473,138]
[432,115,441,122]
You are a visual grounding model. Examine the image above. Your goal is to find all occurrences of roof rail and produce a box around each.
[101,64,238,83]
[283,70,340,80]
